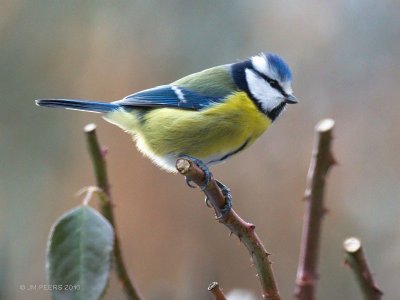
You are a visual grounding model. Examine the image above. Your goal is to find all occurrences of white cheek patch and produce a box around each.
[245,69,282,112]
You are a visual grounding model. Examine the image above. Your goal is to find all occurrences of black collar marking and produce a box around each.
[268,101,286,122]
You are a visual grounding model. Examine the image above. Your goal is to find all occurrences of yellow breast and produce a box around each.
[105,92,271,170]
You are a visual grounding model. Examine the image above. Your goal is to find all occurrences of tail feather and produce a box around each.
[35,99,120,113]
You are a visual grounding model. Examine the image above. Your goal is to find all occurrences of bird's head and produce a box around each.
[232,52,297,121]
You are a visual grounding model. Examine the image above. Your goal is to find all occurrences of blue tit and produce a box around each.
[36,52,297,173]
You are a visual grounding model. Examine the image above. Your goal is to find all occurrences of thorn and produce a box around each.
[329,154,338,166]
[342,259,349,267]
[101,146,109,157]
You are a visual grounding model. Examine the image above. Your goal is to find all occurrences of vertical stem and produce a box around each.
[343,237,383,300]
[84,123,143,300]
[294,119,336,300]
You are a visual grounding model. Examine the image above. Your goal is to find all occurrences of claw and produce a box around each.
[204,196,212,208]
[185,176,196,188]
[216,180,231,195]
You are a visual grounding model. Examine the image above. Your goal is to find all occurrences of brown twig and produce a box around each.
[208,282,227,300]
[85,123,143,300]
[343,237,383,300]
[176,159,280,300]
[294,119,336,300]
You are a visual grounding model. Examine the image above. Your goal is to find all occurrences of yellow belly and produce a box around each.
[105,92,271,171]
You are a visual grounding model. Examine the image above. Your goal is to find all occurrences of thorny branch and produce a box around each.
[343,237,383,300]
[176,159,280,300]
[295,119,336,300]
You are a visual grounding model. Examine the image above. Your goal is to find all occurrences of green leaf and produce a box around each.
[47,205,114,300]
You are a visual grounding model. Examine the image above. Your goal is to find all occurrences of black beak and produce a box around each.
[285,94,298,104]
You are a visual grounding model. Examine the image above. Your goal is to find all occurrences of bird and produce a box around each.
[36,52,296,215]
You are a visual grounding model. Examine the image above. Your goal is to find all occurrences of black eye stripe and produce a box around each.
[252,69,287,97]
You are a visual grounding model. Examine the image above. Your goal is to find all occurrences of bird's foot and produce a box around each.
[204,180,232,218]
[178,155,231,218]
[215,180,233,218]
[179,155,212,191]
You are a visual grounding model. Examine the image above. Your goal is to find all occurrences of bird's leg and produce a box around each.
[179,155,212,191]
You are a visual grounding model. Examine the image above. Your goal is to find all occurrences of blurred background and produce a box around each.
[1,1,399,299]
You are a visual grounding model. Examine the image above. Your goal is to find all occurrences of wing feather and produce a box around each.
[114,65,237,111]
[115,85,221,110]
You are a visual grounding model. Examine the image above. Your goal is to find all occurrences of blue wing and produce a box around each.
[114,85,226,110]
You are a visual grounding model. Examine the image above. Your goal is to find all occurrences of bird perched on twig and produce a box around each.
[36,52,297,215]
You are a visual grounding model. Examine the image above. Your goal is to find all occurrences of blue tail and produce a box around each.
[35,99,120,113]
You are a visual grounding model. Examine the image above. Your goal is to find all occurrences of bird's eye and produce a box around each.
[268,79,279,89]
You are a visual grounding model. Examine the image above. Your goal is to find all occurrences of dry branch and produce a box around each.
[343,237,383,300]
[85,123,143,300]
[294,119,336,300]
[176,159,280,300]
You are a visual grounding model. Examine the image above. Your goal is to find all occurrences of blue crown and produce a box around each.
[265,53,292,82]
